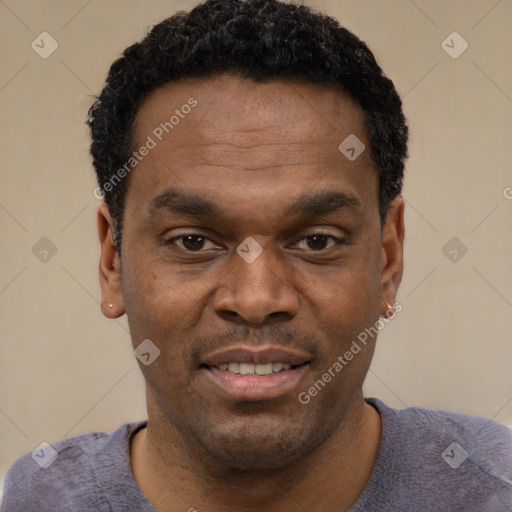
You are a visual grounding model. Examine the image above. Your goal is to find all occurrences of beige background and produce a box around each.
[1,0,511,493]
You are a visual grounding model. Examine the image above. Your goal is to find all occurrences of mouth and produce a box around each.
[206,361,307,375]
[200,346,312,401]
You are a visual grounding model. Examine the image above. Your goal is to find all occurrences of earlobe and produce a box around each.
[97,203,125,318]
[379,197,405,315]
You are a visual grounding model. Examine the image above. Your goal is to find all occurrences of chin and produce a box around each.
[189,418,328,470]
[200,440,308,470]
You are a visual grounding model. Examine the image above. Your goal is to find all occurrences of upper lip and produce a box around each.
[200,346,312,367]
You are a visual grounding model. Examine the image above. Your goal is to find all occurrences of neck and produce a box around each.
[130,393,381,512]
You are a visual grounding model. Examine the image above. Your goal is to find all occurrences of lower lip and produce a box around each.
[204,366,309,401]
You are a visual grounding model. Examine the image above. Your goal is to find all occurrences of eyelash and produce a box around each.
[164,231,346,252]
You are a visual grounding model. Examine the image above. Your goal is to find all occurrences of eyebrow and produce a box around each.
[148,187,362,219]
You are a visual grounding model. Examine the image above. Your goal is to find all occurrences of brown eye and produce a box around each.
[305,234,331,250]
[181,235,207,251]
[294,233,344,251]
[164,232,219,252]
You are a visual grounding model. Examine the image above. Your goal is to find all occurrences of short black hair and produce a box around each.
[87,0,408,253]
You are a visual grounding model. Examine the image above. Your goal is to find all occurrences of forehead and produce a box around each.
[133,74,370,158]
[126,74,377,218]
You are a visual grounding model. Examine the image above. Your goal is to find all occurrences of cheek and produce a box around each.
[305,268,381,390]
[121,264,205,389]
[121,257,228,362]
[121,260,200,342]
[298,251,382,371]
[303,254,381,320]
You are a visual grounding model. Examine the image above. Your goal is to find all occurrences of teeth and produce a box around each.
[239,363,255,375]
[272,362,285,372]
[228,362,239,373]
[255,363,273,375]
[215,362,292,374]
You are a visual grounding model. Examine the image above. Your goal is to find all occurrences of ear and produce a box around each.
[379,197,405,315]
[97,203,125,318]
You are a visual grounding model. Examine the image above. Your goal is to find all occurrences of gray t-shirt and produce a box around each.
[2,398,511,511]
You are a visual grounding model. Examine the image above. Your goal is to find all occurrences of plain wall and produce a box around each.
[1,0,511,490]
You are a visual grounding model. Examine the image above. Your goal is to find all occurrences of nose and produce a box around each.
[213,244,299,325]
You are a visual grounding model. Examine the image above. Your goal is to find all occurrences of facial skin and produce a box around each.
[98,74,404,511]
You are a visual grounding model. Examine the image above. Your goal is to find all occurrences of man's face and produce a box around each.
[99,75,403,468]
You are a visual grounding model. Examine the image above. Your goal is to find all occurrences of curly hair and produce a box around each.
[87,0,408,253]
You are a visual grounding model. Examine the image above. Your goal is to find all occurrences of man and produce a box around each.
[2,0,511,510]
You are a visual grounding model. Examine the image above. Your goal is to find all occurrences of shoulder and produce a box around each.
[363,398,512,510]
[372,397,512,470]
[369,397,512,451]
[389,399,512,459]
[1,422,144,512]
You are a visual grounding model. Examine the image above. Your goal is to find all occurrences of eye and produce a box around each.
[166,233,220,252]
[164,231,345,253]
[293,233,345,251]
